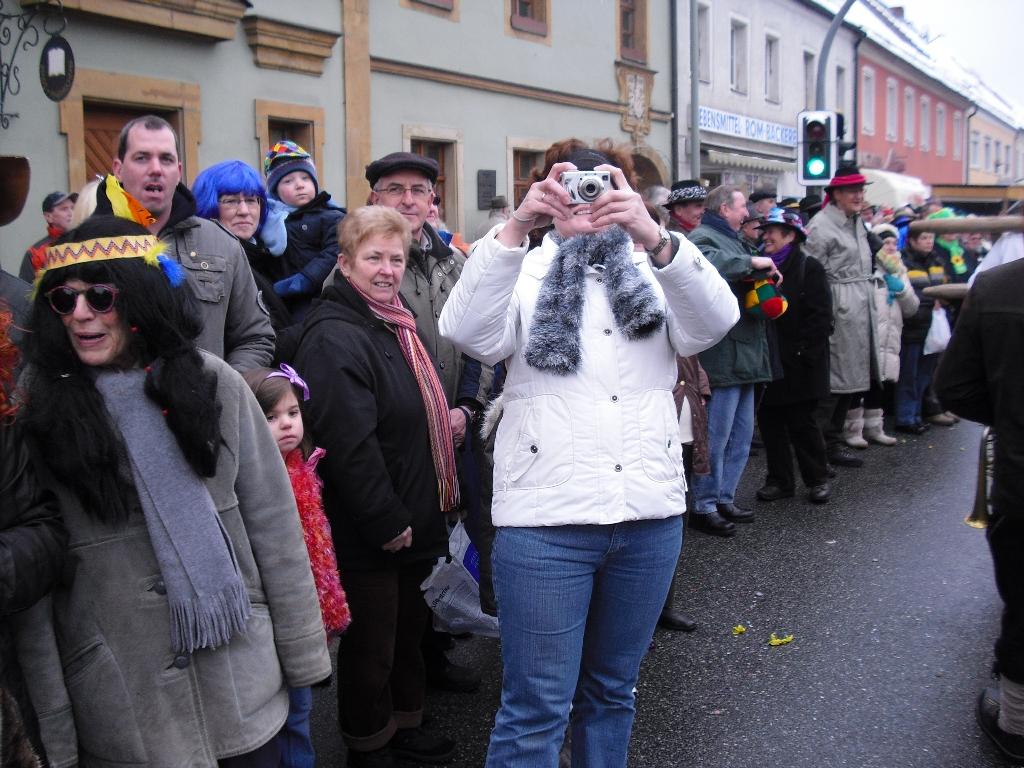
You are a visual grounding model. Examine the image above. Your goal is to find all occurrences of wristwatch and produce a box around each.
[649,227,672,258]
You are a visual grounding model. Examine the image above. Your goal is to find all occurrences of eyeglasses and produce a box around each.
[219,195,261,210]
[373,183,433,200]
[45,284,119,315]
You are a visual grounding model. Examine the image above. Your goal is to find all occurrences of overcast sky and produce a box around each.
[895,0,1024,114]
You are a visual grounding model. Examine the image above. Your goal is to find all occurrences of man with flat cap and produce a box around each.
[19,189,78,282]
[365,151,494,693]
[662,179,708,236]
[803,164,878,469]
[748,189,776,217]
[799,194,822,224]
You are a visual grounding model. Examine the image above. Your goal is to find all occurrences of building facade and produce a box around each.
[855,42,970,184]
[347,0,675,238]
[966,102,1020,186]
[1,0,346,267]
[679,0,860,197]
[1,0,677,265]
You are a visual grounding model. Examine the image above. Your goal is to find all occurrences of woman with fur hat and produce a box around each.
[16,215,330,766]
[754,209,833,504]
[662,178,708,235]
[439,139,738,766]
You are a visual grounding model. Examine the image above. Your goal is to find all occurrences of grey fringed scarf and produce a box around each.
[524,225,666,375]
[94,369,250,655]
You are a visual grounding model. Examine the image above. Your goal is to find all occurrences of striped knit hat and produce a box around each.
[264,140,318,198]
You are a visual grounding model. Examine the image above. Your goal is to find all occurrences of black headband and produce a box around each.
[565,149,611,171]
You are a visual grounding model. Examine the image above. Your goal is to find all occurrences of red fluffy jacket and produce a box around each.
[286,447,351,636]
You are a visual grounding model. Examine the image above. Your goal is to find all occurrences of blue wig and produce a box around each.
[192,160,269,233]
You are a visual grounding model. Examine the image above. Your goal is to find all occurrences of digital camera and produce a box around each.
[560,171,611,204]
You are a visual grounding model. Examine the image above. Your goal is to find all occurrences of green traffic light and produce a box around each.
[806,157,826,177]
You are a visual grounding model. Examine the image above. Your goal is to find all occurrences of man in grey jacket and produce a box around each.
[365,151,494,694]
[112,116,274,371]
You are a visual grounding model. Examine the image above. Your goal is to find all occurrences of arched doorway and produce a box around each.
[632,152,663,191]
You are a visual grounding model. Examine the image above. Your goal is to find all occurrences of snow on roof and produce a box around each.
[810,0,1024,129]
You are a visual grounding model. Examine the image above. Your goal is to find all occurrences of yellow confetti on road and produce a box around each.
[732,625,746,635]
[769,632,794,646]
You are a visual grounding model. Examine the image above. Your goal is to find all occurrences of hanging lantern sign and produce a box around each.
[39,35,75,102]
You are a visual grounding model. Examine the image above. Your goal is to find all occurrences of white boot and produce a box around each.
[843,407,869,449]
[863,408,897,446]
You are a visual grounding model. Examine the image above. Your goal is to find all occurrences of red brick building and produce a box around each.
[856,42,970,184]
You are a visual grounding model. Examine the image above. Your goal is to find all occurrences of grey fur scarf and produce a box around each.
[524,225,665,375]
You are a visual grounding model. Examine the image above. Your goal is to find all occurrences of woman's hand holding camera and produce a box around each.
[498,163,666,261]
[497,162,575,248]
[589,165,663,259]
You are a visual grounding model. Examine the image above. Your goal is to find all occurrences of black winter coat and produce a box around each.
[0,421,65,760]
[292,275,449,571]
[240,237,292,332]
[901,246,945,344]
[761,246,833,406]
[934,259,1024,518]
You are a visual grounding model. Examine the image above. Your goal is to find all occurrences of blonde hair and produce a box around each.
[69,178,101,228]
[339,206,412,261]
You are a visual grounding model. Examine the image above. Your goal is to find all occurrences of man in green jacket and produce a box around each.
[688,185,778,537]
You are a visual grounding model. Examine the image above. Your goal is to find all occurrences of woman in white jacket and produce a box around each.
[439,140,737,767]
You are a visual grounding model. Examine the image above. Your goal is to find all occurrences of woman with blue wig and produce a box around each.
[193,160,291,329]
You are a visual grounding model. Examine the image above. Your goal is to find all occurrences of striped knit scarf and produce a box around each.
[350,283,460,512]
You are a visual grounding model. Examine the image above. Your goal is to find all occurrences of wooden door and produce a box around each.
[82,103,181,182]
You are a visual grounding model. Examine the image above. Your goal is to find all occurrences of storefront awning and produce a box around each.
[861,169,931,209]
[705,149,796,173]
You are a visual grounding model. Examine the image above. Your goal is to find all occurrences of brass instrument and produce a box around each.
[966,427,995,529]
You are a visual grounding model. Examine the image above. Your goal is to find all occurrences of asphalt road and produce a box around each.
[312,419,1007,767]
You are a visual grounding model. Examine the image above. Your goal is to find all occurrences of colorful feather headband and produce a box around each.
[34,234,186,294]
[98,174,157,229]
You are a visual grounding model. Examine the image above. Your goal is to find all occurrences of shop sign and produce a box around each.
[698,106,797,148]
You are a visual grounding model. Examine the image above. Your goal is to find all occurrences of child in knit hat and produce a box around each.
[263,141,346,319]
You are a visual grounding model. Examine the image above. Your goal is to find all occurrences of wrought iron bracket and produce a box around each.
[0,0,66,128]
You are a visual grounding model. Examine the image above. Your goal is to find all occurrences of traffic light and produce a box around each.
[796,110,839,186]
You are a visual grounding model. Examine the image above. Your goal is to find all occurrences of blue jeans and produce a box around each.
[691,384,755,513]
[486,517,682,768]
[276,686,314,768]
[895,343,939,426]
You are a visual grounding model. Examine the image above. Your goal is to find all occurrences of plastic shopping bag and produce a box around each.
[420,521,499,638]
[923,305,952,355]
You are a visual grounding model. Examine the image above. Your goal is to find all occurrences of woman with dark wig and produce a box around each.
[16,215,330,767]
[193,159,292,330]
[439,139,738,766]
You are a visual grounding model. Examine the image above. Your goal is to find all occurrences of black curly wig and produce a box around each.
[22,215,222,523]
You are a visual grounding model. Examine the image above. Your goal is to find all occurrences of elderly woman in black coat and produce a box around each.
[754,208,834,504]
[292,205,455,767]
